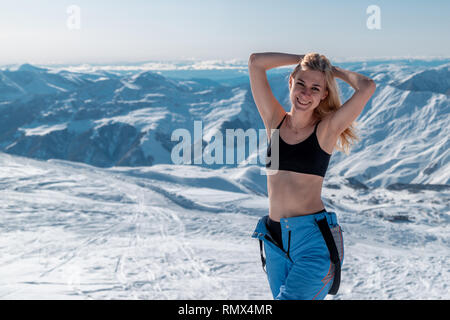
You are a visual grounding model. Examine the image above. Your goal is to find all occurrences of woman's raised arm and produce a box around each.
[248,52,304,71]
[332,65,375,92]
[248,52,304,130]
[329,65,376,135]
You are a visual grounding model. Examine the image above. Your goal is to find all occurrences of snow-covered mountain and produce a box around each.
[0,60,449,189]
[0,59,449,300]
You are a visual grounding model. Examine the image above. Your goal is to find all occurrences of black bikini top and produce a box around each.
[265,113,331,177]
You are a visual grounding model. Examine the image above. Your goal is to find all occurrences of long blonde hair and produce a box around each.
[288,53,359,155]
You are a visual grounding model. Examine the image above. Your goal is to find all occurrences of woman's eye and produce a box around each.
[297,82,319,91]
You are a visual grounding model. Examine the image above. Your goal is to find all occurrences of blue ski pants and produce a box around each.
[252,210,344,300]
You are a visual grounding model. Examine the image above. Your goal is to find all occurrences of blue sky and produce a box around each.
[1,0,449,65]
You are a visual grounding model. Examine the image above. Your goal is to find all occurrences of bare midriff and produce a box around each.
[267,170,326,222]
[265,113,338,222]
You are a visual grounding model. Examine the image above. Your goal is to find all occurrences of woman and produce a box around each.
[248,52,376,300]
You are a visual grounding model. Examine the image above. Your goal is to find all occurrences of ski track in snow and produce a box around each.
[0,153,448,299]
[0,154,265,299]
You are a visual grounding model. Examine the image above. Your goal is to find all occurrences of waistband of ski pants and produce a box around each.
[277,210,339,232]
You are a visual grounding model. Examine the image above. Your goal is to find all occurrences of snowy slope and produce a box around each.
[0,152,448,299]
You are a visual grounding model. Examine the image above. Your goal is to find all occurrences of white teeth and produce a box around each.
[297,98,309,105]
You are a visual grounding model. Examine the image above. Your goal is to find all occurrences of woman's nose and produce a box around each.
[301,88,311,97]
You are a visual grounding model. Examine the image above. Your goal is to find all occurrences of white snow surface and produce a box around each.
[0,152,448,300]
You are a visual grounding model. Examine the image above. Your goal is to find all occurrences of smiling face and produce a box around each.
[289,68,328,111]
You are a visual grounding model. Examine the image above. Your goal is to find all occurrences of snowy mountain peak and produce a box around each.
[394,66,450,95]
[17,63,48,73]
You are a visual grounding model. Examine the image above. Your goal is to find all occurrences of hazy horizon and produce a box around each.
[2,56,450,72]
[1,0,449,65]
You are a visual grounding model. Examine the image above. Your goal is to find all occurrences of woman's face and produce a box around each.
[289,68,328,111]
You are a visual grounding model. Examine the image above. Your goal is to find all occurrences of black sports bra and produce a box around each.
[265,113,331,177]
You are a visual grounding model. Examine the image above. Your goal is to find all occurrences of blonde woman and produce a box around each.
[249,52,376,300]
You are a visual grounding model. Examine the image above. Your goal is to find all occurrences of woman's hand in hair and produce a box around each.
[330,65,375,93]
